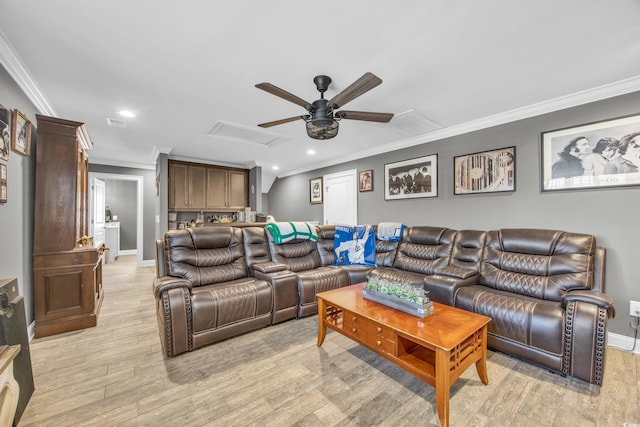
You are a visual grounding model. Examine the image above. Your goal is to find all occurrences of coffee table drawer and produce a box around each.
[366,323,396,354]
[367,323,396,344]
[343,312,367,340]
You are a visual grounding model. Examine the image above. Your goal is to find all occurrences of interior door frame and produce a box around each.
[89,172,144,266]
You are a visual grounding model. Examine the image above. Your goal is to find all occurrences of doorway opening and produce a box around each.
[89,172,144,267]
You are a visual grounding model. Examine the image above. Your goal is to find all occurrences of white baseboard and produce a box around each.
[608,331,640,354]
[139,259,155,267]
[118,249,137,256]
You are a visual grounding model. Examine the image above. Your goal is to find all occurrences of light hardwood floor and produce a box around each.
[19,255,639,426]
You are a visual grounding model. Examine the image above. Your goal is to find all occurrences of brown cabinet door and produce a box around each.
[206,168,227,208]
[189,166,207,209]
[228,170,248,209]
[168,163,189,209]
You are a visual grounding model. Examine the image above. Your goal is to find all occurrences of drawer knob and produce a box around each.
[376,340,382,346]
[352,316,357,322]
[352,328,357,333]
[377,327,382,333]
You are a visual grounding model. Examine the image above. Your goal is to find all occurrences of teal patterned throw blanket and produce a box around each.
[265,221,318,244]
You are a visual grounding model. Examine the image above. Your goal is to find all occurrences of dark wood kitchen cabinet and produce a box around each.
[33,115,103,338]
[168,160,248,211]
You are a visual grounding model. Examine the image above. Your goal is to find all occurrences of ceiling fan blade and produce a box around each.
[257,116,304,128]
[336,110,394,123]
[328,72,383,109]
[255,83,311,109]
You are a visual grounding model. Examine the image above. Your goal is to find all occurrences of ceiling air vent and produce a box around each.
[389,109,442,137]
[207,120,287,147]
[106,117,127,128]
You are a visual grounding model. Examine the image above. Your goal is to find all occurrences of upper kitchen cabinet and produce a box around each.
[168,161,206,210]
[168,160,248,211]
[206,167,248,210]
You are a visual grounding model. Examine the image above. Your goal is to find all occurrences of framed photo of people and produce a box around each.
[384,154,437,200]
[11,109,31,156]
[309,177,323,204]
[541,113,640,192]
[359,170,373,192]
[454,146,515,195]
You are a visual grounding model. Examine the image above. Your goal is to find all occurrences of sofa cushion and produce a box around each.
[267,232,322,272]
[165,227,248,286]
[191,278,272,333]
[392,226,455,275]
[480,229,596,302]
[456,286,564,356]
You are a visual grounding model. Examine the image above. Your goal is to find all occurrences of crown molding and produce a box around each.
[89,157,156,171]
[280,75,640,178]
[0,29,56,116]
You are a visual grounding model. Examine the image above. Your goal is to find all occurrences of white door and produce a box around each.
[323,169,357,225]
[91,177,106,246]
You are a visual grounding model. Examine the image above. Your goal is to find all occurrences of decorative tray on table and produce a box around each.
[363,276,434,318]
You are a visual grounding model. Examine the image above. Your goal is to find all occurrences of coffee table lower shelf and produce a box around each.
[317,283,490,427]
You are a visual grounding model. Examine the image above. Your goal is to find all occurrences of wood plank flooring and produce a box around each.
[19,255,640,426]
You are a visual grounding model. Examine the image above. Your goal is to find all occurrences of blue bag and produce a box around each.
[333,225,376,266]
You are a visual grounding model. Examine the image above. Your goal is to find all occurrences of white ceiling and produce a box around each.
[1,1,640,191]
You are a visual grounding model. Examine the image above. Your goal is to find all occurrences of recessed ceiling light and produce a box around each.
[307,149,316,155]
[272,166,279,170]
[119,110,135,118]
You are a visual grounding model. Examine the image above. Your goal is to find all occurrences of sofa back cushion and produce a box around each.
[242,227,271,270]
[266,228,322,272]
[316,225,336,266]
[164,227,248,286]
[449,230,487,271]
[393,226,456,274]
[480,228,596,301]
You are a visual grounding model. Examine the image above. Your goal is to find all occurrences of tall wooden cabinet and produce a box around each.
[33,115,103,338]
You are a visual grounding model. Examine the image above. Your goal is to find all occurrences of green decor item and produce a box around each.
[364,276,434,318]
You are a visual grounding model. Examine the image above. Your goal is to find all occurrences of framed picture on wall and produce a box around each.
[309,177,323,204]
[0,104,10,161]
[384,154,438,200]
[359,170,373,192]
[454,146,515,195]
[12,109,32,156]
[541,113,640,191]
[0,163,6,204]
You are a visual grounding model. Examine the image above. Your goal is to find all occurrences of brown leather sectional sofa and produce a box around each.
[153,223,615,385]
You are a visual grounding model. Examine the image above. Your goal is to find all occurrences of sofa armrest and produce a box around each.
[563,290,615,319]
[562,289,614,385]
[252,262,288,274]
[153,276,192,299]
[254,269,298,323]
[153,277,193,357]
[434,266,477,279]
[424,273,479,306]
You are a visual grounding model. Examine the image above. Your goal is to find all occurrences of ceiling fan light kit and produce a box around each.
[256,72,394,140]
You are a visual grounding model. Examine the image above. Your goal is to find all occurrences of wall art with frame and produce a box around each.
[12,109,32,156]
[0,104,10,161]
[309,177,323,204]
[384,154,437,200]
[541,113,640,191]
[359,170,373,192]
[0,163,7,204]
[453,146,515,195]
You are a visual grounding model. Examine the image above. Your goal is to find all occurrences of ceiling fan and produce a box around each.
[255,72,394,140]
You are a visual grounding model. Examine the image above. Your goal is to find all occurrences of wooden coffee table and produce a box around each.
[317,283,491,427]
